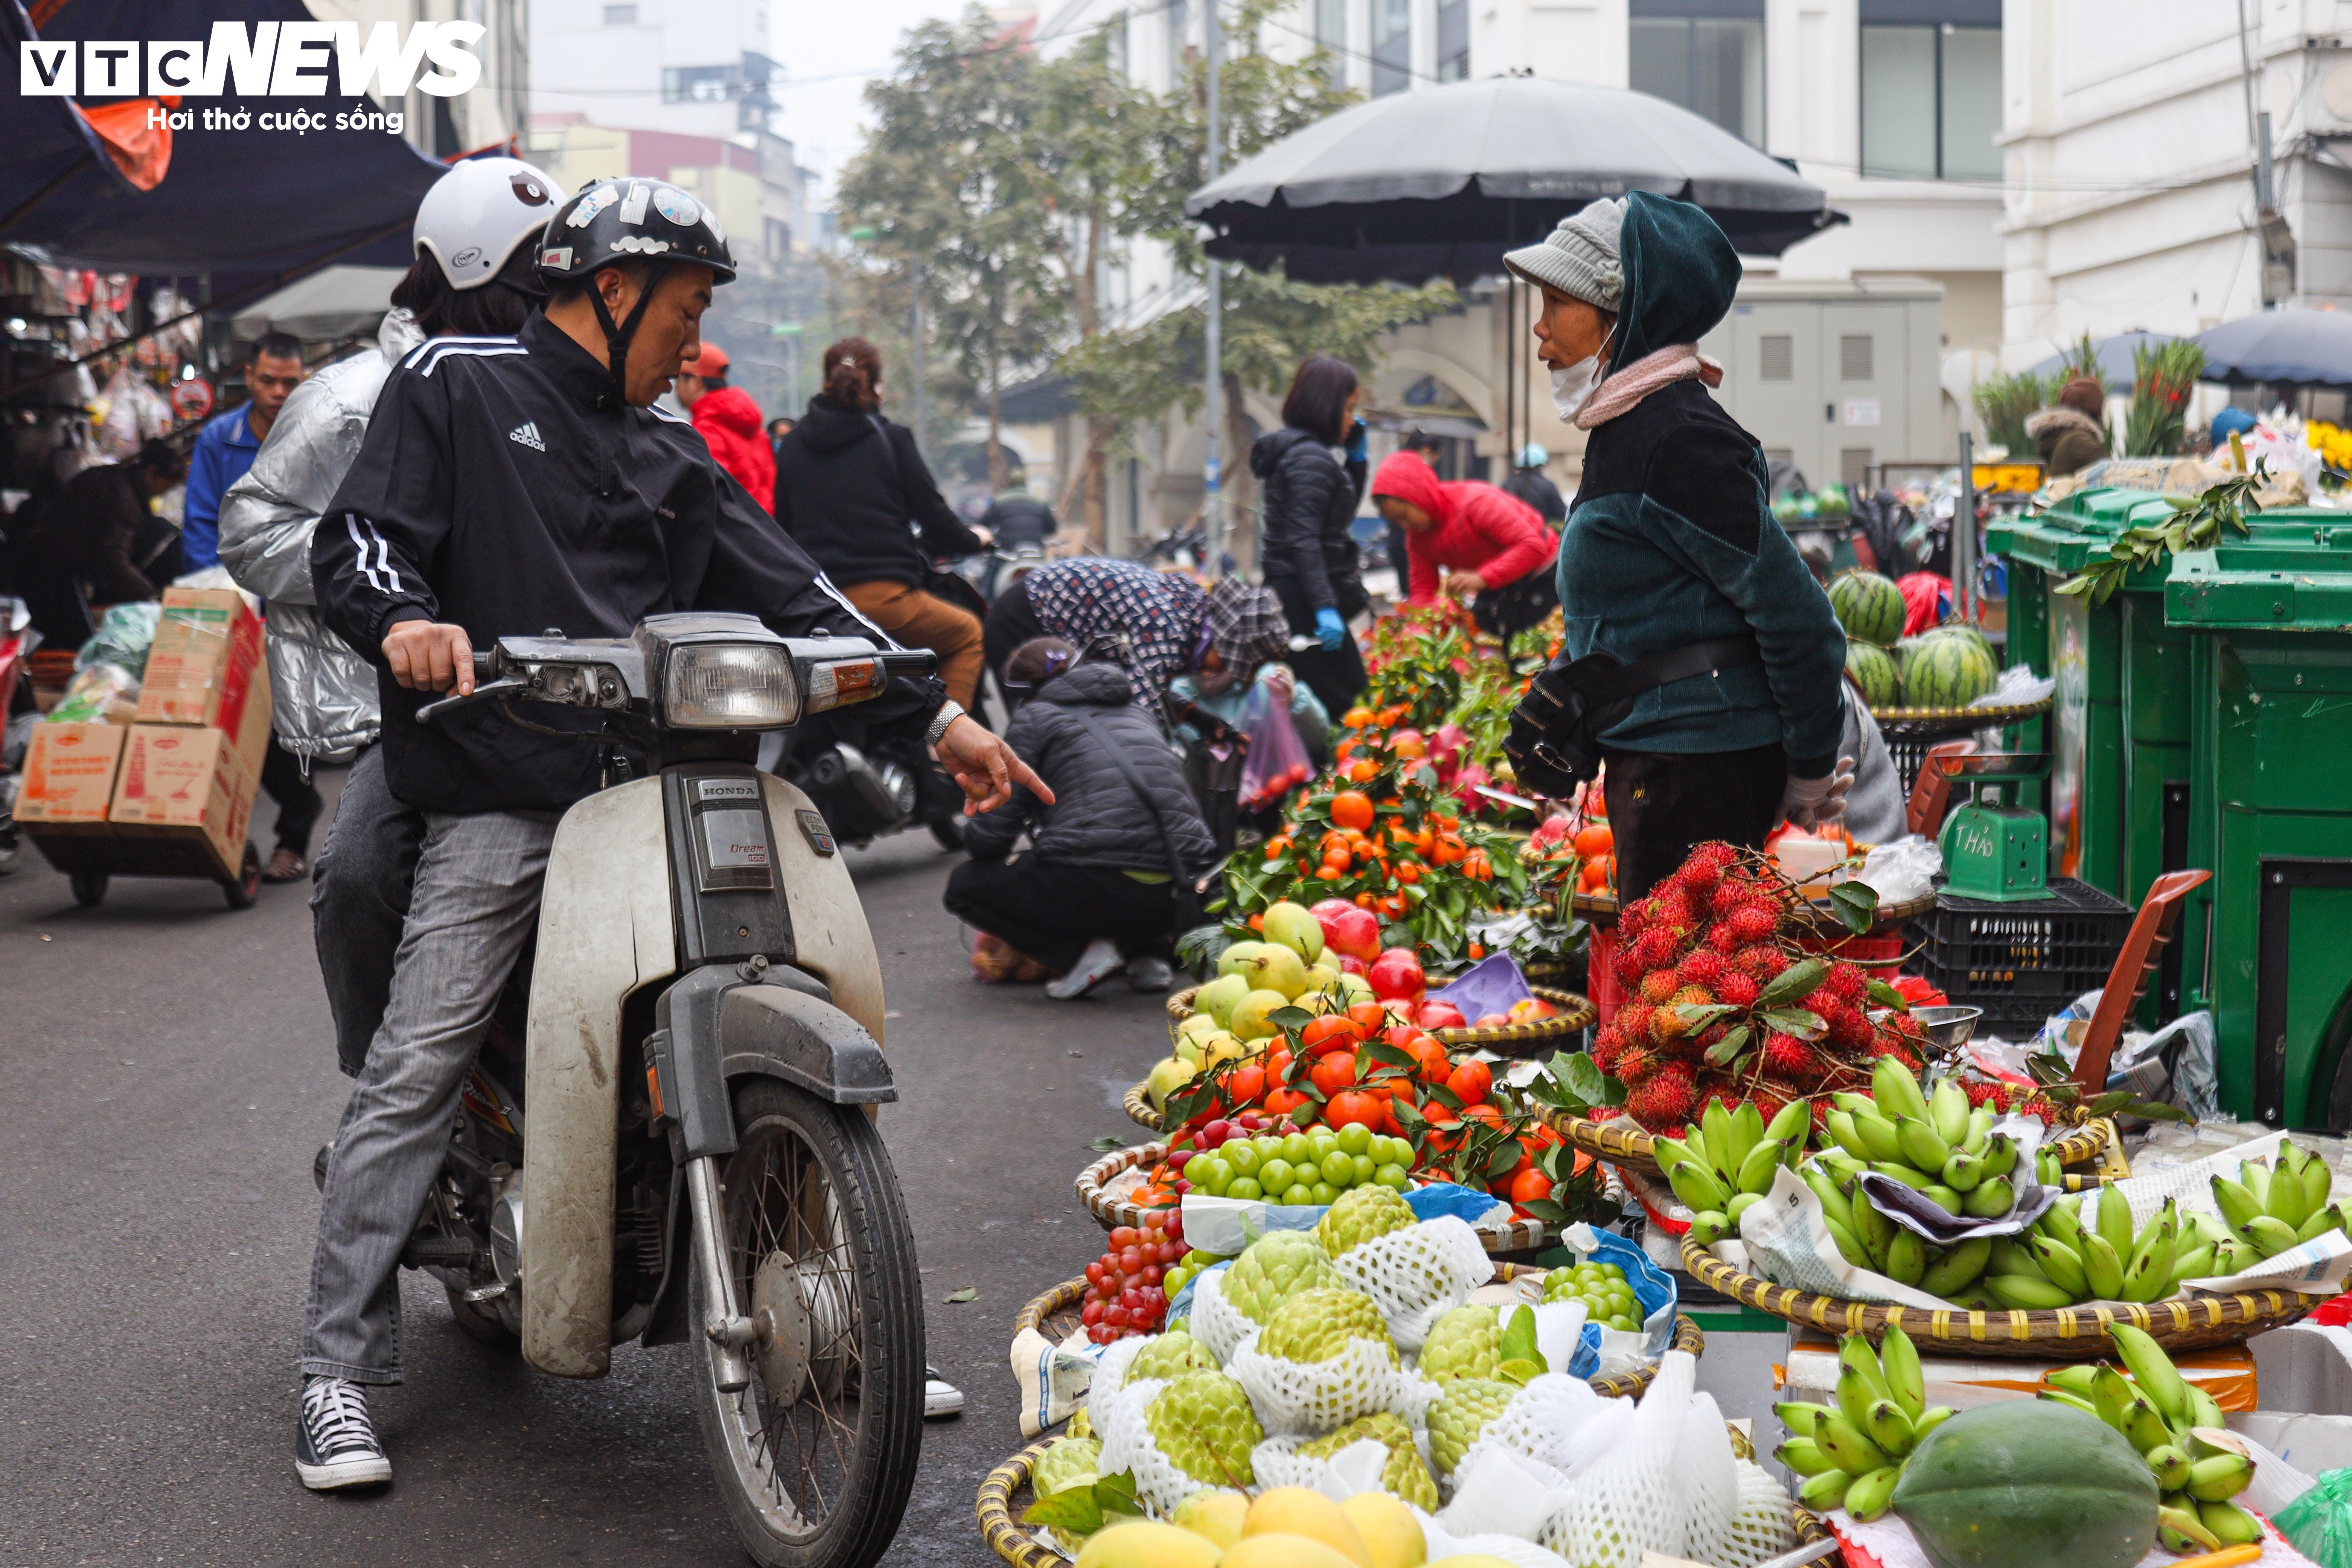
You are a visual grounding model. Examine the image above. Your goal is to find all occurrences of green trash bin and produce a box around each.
[1988,492,2197,969]
[2168,530,2352,1127]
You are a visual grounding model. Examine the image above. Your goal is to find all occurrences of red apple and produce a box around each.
[1319,902,1382,963]
[1418,1000,1468,1031]
[1473,1011,1511,1029]
[1429,722,1471,781]
[1450,763,1492,811]
[1338,955,1367,976]
[1368,946,1426,1002]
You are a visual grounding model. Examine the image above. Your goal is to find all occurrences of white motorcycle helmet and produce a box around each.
[413,156,568,291]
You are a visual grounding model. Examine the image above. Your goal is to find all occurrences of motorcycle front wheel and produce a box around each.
[691,1078,925,1568]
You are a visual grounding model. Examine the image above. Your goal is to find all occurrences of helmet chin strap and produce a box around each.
[585,261,675,409]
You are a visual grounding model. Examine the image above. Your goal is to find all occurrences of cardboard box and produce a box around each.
[13,722,127,826]
[134,588,270,772]
[107,723,256,879]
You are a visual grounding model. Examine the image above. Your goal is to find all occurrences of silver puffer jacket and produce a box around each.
[219,309,427,763]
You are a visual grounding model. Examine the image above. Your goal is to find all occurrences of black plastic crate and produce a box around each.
[1904,878,2135,1039]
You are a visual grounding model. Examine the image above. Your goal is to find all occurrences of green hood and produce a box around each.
[1609,191,1741,374]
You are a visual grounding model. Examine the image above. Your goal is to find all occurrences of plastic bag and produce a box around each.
[1238,681,1310,811]
[2277,1466,2352,1568]
[76,601,159,673]
[1856,834,1942,904]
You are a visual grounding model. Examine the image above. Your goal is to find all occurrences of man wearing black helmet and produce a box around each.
[292,178,1043,1491]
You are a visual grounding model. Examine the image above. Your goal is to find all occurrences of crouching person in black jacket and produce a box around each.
[948,640,1219,1001]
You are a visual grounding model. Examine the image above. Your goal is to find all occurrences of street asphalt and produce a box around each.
[0,767,1176,1566]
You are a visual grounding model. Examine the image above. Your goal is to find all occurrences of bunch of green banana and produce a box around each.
[1658,1097,1813,1246]
[1774,1326,1952,1521]
[1967,1187,2230,1309]
[1820,1058,2023,1223]
[2039,1323,2262,1553]
[2211,1137,2350,1260]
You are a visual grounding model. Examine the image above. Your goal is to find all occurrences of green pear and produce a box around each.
[1260,901,1325,965]
[1216,941,1269,980]
[1194,973,1249,1027]
[1233,942,1310,1001]
[1338,972,1375,1007]
[1229,989,1292,1041]
[1199,1031,1248,1070]
[1301,964,1342,999]
[1146,1055,1197,1110]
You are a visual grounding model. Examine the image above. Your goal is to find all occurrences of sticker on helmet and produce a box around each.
[651,187,702,227]
[540,246,574,271]
[618,181,652,226]
[701,204,727,245]
[451,245,483,270]
[511,173,551,206]
[565,186,618,228]
[611,236,673,254]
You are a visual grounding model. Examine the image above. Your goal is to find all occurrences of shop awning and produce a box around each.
[228,264,402,344]
[0,0,445,275]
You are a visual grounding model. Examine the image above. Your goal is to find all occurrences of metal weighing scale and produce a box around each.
[1932,752,2055,902]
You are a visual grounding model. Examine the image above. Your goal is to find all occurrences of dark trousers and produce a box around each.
[982,579,1047,692]
[944,855,1175,974]
[311,745,426,1077]
[1603,741,1787,904]
[1266,574,1367,720]
[260,735,325,856]
[1471,568,1561,645]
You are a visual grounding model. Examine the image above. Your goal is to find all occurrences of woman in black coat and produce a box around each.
[946,640,1218,999]
[1251,356,1369,718]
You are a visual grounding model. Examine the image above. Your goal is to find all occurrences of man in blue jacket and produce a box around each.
[1504,192,1851,901]
[185,331,323,882]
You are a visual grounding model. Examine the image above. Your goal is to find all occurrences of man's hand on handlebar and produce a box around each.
[383,620,477,695]
[935,715,1053,817]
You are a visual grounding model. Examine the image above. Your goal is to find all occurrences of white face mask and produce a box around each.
[1548,329,1615,421]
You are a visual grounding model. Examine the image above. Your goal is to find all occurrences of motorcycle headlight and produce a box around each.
[663,643,800,729]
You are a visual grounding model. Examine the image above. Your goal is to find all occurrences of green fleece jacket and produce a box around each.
[1553,192,1846,778]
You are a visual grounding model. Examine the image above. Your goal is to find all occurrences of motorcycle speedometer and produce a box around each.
[663,642,800,728]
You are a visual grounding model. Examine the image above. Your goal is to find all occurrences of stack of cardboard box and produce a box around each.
[17,587,271,879]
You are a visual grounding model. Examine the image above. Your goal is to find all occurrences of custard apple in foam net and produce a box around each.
[1417,1303,1502,1383]
[1224,1231,1344,1326]
[1126,1329,1218,1381]
[1033,1433,1102,1496]
[1145,1372,1262,1491]
[1316,1182,1417,1258]
[1427,1376,1518,1477]
[1328,1216,1495,1352]
[1258,1288,1398,1367]
[1300,1412,1440,1511]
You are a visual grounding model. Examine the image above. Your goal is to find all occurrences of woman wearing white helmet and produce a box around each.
[217,155,566,1079]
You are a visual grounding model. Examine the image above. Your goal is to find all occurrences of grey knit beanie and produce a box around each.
[1503,197,1627,311]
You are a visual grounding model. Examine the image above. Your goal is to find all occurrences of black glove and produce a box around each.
[1505,660,1589,800]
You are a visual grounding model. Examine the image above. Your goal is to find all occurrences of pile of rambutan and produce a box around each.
[1590,841,1935,1132]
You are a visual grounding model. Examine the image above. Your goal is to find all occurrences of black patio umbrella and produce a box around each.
[2197,309,2352,389]
[1184,75,1843,285]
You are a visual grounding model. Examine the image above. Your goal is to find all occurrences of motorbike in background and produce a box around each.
[0,596,41,876]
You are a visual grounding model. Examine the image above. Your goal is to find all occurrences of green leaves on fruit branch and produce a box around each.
[2058,464,2264,607]
[1525,1049,1624,1116]
[1021,1470,1144,1534]
[1827,879,1880,936]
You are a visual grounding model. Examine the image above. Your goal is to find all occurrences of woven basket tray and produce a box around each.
[1167,984,1595,1056]
[1679,1231,2331,1357]
[1074,1143,1555,1256]
[1870,696,2053,731]
[1570,889,1937,934]
[1543,1104,2113,1181]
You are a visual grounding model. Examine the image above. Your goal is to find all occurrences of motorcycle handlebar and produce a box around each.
[876,648,940,680]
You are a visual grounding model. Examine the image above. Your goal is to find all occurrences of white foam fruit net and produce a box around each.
[1227,1333,1436,1436]
[1450,1372,1629,1491]
[1083,1334,1151,1437]
[1247,1432,1413,1498]
[1330,1216,1496,1350]
[1189,1266,1260,1364]
[1095,1375,1259,1515]
[1539,1350,1699,1568]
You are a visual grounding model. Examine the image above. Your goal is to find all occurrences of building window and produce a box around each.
[1840,334,1874,381]
[1629,1,1764,147]
[1371,0,1410,98]
[1860,9,2002,180]
[665,64,737,103]
[603,3,637,24]
[1437,0,1469,81]
[1315,0,1348,86]
[1759,335,1793,382]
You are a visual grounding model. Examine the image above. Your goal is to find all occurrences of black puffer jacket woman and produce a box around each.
[1252,355,1369,717]
[946,658,1217,995]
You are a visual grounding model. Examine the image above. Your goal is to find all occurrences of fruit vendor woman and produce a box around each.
[1368,449,1561,643]
[1502,192,1851,902]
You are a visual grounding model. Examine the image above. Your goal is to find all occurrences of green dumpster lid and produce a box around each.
[2167,535,2352,628]
[1990,487,2184,572]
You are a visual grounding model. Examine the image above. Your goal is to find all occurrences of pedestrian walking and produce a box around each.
[1369,449,1561,643]
[1252,356,1370,717]
[947,638,1219,998]
[675,343,774,512]
[1502,192,1850,902]
[773,337,988,707]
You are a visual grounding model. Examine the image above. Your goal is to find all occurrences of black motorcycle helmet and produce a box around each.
[537,178,737,407]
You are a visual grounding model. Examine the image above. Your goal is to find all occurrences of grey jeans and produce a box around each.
[300,806,559,1384]
[310,745,425,1078]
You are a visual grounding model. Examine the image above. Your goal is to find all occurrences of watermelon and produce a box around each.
[1845,642,1902,709]
[1829,570,1906,648]
[1892,1402,2156,1568]
[1905,629,2000,709]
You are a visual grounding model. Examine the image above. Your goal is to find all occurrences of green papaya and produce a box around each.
[1890,1402,2159,1568]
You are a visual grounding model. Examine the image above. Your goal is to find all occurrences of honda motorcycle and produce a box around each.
[393,613,929,1568]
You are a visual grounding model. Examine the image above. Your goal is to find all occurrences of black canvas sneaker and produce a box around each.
[296,1375,391,1490]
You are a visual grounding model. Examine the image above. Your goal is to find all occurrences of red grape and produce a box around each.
[1109,1226,1139,1250]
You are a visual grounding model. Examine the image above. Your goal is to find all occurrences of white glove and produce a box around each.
[1781,756,1855,830]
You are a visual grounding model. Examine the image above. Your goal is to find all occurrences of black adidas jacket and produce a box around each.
[314,314,944,814]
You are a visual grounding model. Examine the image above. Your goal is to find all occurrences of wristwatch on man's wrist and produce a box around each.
[925,700,967,749]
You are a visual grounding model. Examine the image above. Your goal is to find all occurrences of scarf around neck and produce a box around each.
[1574,344,1725,430]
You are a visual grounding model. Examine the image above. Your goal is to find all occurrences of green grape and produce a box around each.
[1194,1158,1232,1194]
[1336,1123,1373,1157]
[1282,1182,1316,1206]
[1226,1178,1262,1201]
[1309,1181,1339,1205]
[1319,1150,1354,1184]
[1373,1164,1410,1191]
[1224,1143,1261,1177]
[1307,1131,1340,1160]
[1259,1159,1296,1194]
[1350,1154,1376,1187]
[1280,1134,1315,1165]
